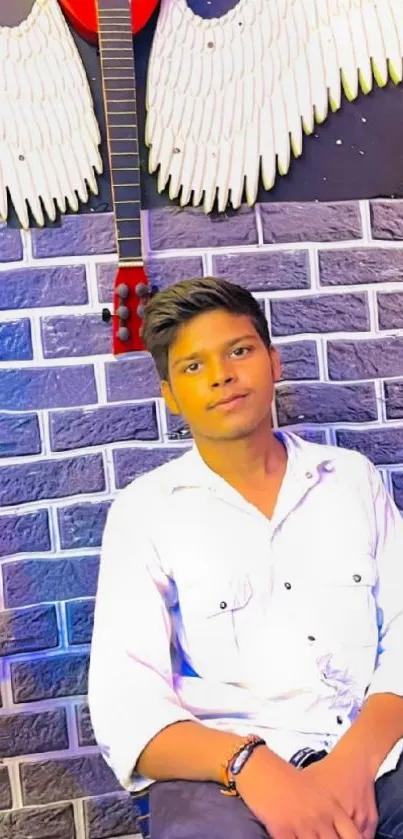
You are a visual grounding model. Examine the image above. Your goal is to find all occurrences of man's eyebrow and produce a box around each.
[172,334,257,368]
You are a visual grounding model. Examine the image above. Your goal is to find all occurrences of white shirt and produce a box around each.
[88,431,403,793]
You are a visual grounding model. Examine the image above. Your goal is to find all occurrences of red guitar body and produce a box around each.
[58,0,158,42]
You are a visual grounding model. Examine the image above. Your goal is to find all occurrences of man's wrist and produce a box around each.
[233,744,291,796]
[327,736,380,779]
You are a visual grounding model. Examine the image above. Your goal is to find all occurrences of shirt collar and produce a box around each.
[166,430,335,495]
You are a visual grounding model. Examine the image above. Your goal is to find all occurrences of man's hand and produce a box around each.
[235,746,361,838]
[304,752,379,839]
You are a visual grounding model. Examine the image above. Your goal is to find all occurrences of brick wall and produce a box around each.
[0,199,403,838]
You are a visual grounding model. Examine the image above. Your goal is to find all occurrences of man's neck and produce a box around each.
[194,428,287,488]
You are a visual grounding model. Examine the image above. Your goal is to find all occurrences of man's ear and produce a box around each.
[160,379,181,416]
[270,347,282,384]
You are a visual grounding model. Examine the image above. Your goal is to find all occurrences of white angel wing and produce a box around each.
[0,0,102,229]
[146,0,403,213]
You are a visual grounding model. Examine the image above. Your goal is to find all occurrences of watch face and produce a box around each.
[232,749,247,775]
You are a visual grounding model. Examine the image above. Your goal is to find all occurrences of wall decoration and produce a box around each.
[146,0,403,212]
[0,0,102,229]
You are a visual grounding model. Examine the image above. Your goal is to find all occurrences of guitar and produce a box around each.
[59,0,156,41]
[59,0,159,354]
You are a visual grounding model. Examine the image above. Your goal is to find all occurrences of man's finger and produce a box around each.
[333,810,362,839]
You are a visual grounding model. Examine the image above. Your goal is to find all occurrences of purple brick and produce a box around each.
[0,319,32,361]
[0,708,68,757]
[0,266,88,310]
[0,454,105,507]
[166,412,193,439]
[370,200,403,240]
[58,501,111,550]
[106,355,160,401]
[41,314,111,359]
[0,605,58,655]
[96,263,117,303]
[212,251,310,291]
[76,703,96,747]
[50,403,158,452]
[84,793,140,839]
[113,447,187,489]
[0,413,40,457]
[0,804,75,838]
[0,365,97,410]
[384,380,403,419]
[0,510,50,558]
[11,653,89,703]
[96,257,204,302]
[336,427,403,465]
[296,429,327,445]
[146,256,204,289]
[0,222,23,261]
[271,292,369,337]
[319,248,403,286]
[20,755,121,805]
[328,337,403,381]
[277,341,319,380]
[0,767,12,810]
[66,599,95,645]
[3,556,99,608]
[32,214,115,257]
[392,473,403,511]
[149,206,258,250]
[377,291,403,330]
[260,201,361,244]
[276,382,377,426]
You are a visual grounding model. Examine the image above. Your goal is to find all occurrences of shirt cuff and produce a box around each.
[106,704,197,793]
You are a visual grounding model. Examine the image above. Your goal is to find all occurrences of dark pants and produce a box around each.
[148,753,403,839]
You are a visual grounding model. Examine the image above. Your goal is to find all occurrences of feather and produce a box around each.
[0,0,102,228]
[146,0,403,212]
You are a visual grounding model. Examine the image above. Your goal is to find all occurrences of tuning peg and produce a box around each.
[116,305,130,320]
[116,283,129,299]
[135,282,149,298]
[117,326,130,341]
[102,308,112,323]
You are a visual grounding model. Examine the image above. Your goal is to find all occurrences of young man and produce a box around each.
[88,277,403,839]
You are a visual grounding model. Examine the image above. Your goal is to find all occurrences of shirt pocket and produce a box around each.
[177,574,253,680]
[305,561,378,649]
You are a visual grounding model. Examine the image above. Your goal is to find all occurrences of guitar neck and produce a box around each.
[96,0,142,265]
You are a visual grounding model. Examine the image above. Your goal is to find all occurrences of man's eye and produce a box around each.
[184,347,252,373]
[232,346,251,356]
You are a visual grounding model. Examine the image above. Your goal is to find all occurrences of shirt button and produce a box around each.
[220,601,227,610]
[353,574,362,583]
[284,582,292,590]
[336,715,343,725]
[305,471,313,479]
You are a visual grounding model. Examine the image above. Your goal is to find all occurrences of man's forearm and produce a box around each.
[136,720,281,784]
[330,693,403,776]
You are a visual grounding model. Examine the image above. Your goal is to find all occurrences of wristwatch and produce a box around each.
[290,747,328,768]
[220,735,266,796]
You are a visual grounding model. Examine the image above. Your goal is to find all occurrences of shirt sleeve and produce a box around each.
[365,462,403,700]
[87,486,197,793]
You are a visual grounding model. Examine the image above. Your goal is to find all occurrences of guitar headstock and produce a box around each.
[102,265,158,354]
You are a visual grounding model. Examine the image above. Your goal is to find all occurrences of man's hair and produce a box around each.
[141,276,272,382]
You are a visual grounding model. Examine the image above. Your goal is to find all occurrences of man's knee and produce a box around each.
[149,779,268,839]
[376,753,403,839]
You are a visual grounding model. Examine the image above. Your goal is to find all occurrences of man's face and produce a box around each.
[160,308,281,442]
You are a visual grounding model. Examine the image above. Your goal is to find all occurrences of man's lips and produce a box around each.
[212,394,249,409]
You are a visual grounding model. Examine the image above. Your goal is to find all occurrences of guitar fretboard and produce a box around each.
[96,0,142,263]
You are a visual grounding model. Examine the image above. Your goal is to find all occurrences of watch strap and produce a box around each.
[219,735,266,797]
